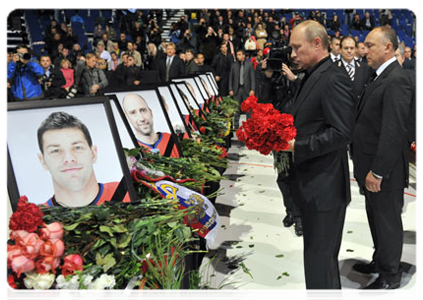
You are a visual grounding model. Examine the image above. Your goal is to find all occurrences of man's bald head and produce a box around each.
[122,93,155,138]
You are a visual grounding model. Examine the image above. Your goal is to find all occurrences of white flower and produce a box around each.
[99,274,116,289]
[24,271,55,289]
[67,275,81,289]
[82,274,94,287]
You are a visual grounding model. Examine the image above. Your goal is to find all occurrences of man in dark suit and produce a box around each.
[229,49,255,128]
[336,36,372,102]
[352,27,413,289]
[283,20,355,289]
[158,42,186,82]
[402,46,416,70]
[211,42,233,97]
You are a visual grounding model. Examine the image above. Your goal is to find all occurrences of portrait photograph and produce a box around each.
[174,81,202,112]
[194,76,213,102]
[172,78,206,108]
[7,98,135,207]
[199,74,218,97]
[206,71,220,95]
[109,89,182,158]
[157,85,190,135]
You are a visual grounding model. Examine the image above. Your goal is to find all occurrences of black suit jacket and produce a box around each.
[290,57,355,211]
[352,61,412,191]
[228,60,256,95]
[158,55,186,82]
[335,59,372,102]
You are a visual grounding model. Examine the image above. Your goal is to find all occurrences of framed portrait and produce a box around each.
[7,97,137,210]
[173,81,207,120]
[199,74,217,97]
[169,83,200,133]
[106,87,183,158]
[194,75,213,103]
[157,84,192,139]
[206,71,220,96]
[172,77,207,110]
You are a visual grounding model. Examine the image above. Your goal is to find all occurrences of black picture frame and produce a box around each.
[105,86,183,158]
[172,77,209,113]
[173,80,207,120]
[169,83,201,134]
[199,73,218,98]
[7,97,137,210]
[156,84,192,139]
[206,71,220,96]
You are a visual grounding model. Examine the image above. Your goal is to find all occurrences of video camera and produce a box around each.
[266,46,292,71]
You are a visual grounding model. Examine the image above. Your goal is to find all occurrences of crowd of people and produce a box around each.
[6,9,417,291]
[7,9,416,102]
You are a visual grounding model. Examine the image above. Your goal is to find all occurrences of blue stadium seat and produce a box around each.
[350,30,361,38]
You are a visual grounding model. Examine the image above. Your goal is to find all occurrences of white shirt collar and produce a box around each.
[376,56,397,77]
[341,58,355,69]
[330,53,340,61]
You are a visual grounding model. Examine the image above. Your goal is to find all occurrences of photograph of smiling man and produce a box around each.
[37,111,130,207]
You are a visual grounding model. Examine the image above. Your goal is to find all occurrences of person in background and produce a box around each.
[59,59,74,93]
[7,45,44,101]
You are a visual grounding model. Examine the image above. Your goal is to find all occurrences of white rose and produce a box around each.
[24,272,55,289]
[55,274,80,289]
[88,274,116,289]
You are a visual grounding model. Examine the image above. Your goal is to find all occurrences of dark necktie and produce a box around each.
[166,57,171,81]
[239,62,244,86]
[347,62,355,81]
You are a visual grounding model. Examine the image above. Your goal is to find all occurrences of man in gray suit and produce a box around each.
[229,49,255,128]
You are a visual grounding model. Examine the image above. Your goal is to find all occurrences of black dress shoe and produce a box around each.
[353,261,378,274]
[294,218,303,236]
[363,277,401,289]
[283,213,294,227]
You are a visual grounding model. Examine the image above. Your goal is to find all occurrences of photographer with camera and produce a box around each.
[258,45,305,237]
[7,45,44,101]
[39,55,67,99]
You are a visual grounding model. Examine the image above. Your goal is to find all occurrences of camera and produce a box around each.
[18,53,31,60]
[40,74,54,91]
[266,46,292,71]
[66,86,78,99]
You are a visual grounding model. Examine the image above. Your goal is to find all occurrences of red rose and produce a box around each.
[18,232,44,259]
[11,255,35,278]
[9,196,44,233]
[5,275,18,299]
[36,256,60,274]
[30,290,56,300]
[61,254,83,277]
[199,126,206,134]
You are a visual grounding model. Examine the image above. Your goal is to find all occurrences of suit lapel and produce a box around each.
[356,61,399,117]
[291,60,331,117]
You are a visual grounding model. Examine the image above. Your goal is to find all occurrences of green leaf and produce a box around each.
[63,223,80,231]
[118,234,132,249]
[100,226,114,237]
[277,275,282,280]
[236,245,243,249]
[248,244,255,248]
[239,262,253,279]
[346,249,355,252]
[282,272,290,277]
[96,253,116,272]
[347,230,353,234]
[275,254,284,258]
[258,190,265,193]
[112,224,128,233]
[167,221,178,228]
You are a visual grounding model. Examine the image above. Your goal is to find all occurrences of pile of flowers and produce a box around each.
[5,196,115,300]
[236,95,297,155]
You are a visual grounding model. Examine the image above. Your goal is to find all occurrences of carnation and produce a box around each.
[23,271,55,289]
[9,196,44,232]
[56,274,81,289]
[88,274,116,289]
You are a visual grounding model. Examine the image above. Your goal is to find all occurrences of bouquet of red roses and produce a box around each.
[236,95,297,155]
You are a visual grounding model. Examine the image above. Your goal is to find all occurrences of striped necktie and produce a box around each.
[347,62,355,81]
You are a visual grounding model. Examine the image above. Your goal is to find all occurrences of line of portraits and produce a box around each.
[172,78,207,112]
[169,83,200,133]
[107,88,183,158]
[205,71,220,96]
[7,98,136,209]
[173,81,205,121]
[199,74,218,98]
[157,85,192,140]
[194,76,212,104]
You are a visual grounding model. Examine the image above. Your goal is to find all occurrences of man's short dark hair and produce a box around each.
[185,48,195,55]
[236,49,245,55]
[37,111,93,154]
[331,36,341,44]
[340,36,357,48]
